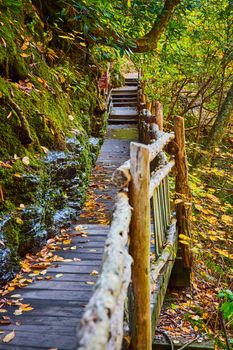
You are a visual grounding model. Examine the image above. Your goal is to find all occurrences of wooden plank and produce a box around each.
[39,265,100,274]
[25,281,96,291]
[12,290,92,301]
[70,236,107,242]
[6,303,85,317]
[0,324,75,335]
[28,272,98,282]
[110,108,138,117]
[3,315,82,328]
[63,241,106,248]
[0,331,77,350]
[113,100,137,103]
[112,86,138,92]
[124,73,139,79]
[112,96,137,101]
[59,246,104,253]
[111,92,138,97]
[50,254,103,261]
[108,119,138,124]
[129,142,151,350]
[0,345,42,350]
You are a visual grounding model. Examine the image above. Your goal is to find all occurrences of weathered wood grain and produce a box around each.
[174,116,192,269]
[77,192,132,349]
[129,142,152,350]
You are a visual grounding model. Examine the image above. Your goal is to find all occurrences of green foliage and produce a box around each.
[0,0,22,9]
[218,289,233,322]
[133,0,233,144]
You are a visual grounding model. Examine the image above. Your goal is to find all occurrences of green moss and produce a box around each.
[0,1,108,284]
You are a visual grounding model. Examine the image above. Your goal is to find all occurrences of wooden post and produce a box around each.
[142,94,147,104]
[151,101,163,131]
[129,142,151,350]
[146,101,152,112]
[0,185,4,202]
[174,116,192,269]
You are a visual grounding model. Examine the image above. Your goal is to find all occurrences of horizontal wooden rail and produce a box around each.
[150,217,177,284]
[151,217,178,331]
[77,192,132,350]
[148,132,175,161]
[112,133,175,188]
[112,159,131,188]
[149,160,175,198]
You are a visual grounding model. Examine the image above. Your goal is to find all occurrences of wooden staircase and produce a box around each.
[109,73,139,124]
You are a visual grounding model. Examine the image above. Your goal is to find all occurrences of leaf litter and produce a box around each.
[155,155,233,346]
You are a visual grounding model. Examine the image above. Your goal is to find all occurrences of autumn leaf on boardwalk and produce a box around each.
[2,330,15,343]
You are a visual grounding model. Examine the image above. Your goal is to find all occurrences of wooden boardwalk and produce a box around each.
[109,75,139,124]
[0,78,139,349]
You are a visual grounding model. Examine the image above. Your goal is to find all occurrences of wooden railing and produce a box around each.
[77,73,191,350]
[77,192,132,349]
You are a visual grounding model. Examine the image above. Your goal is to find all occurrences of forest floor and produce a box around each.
[156,140,233,348]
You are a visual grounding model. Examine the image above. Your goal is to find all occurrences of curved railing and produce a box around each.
[77,72,192,350]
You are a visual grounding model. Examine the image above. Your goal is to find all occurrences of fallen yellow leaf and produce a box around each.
[14,310,23,316]
[22,156,30,166]
[90,270,98,276]
[10,294,21,299]
[221,214,232,225]
[3,330,15,343]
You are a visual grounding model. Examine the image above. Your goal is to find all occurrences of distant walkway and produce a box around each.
[0,75,139,349]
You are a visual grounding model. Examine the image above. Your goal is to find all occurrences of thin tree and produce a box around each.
[196,82,233,165]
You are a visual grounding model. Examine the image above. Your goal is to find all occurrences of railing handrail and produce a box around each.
[77,192,132,349]
[111,130,175,189]
[77,71,191,350]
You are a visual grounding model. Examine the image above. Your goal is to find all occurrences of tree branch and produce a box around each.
[134,0,181,53]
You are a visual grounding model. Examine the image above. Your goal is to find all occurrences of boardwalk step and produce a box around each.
[111,93,137,97]
[110,108,138,117]
[109,120,138,124]
[113,101,137,105]
[125,80,138,86]
[112,86,137,91]
[112,95,137,101]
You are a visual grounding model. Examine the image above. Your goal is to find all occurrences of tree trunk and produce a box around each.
[134,0,181,53]
[205,82,233,150]
[196,82,233,165]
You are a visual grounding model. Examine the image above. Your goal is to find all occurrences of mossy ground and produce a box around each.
[0,1,107,283]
